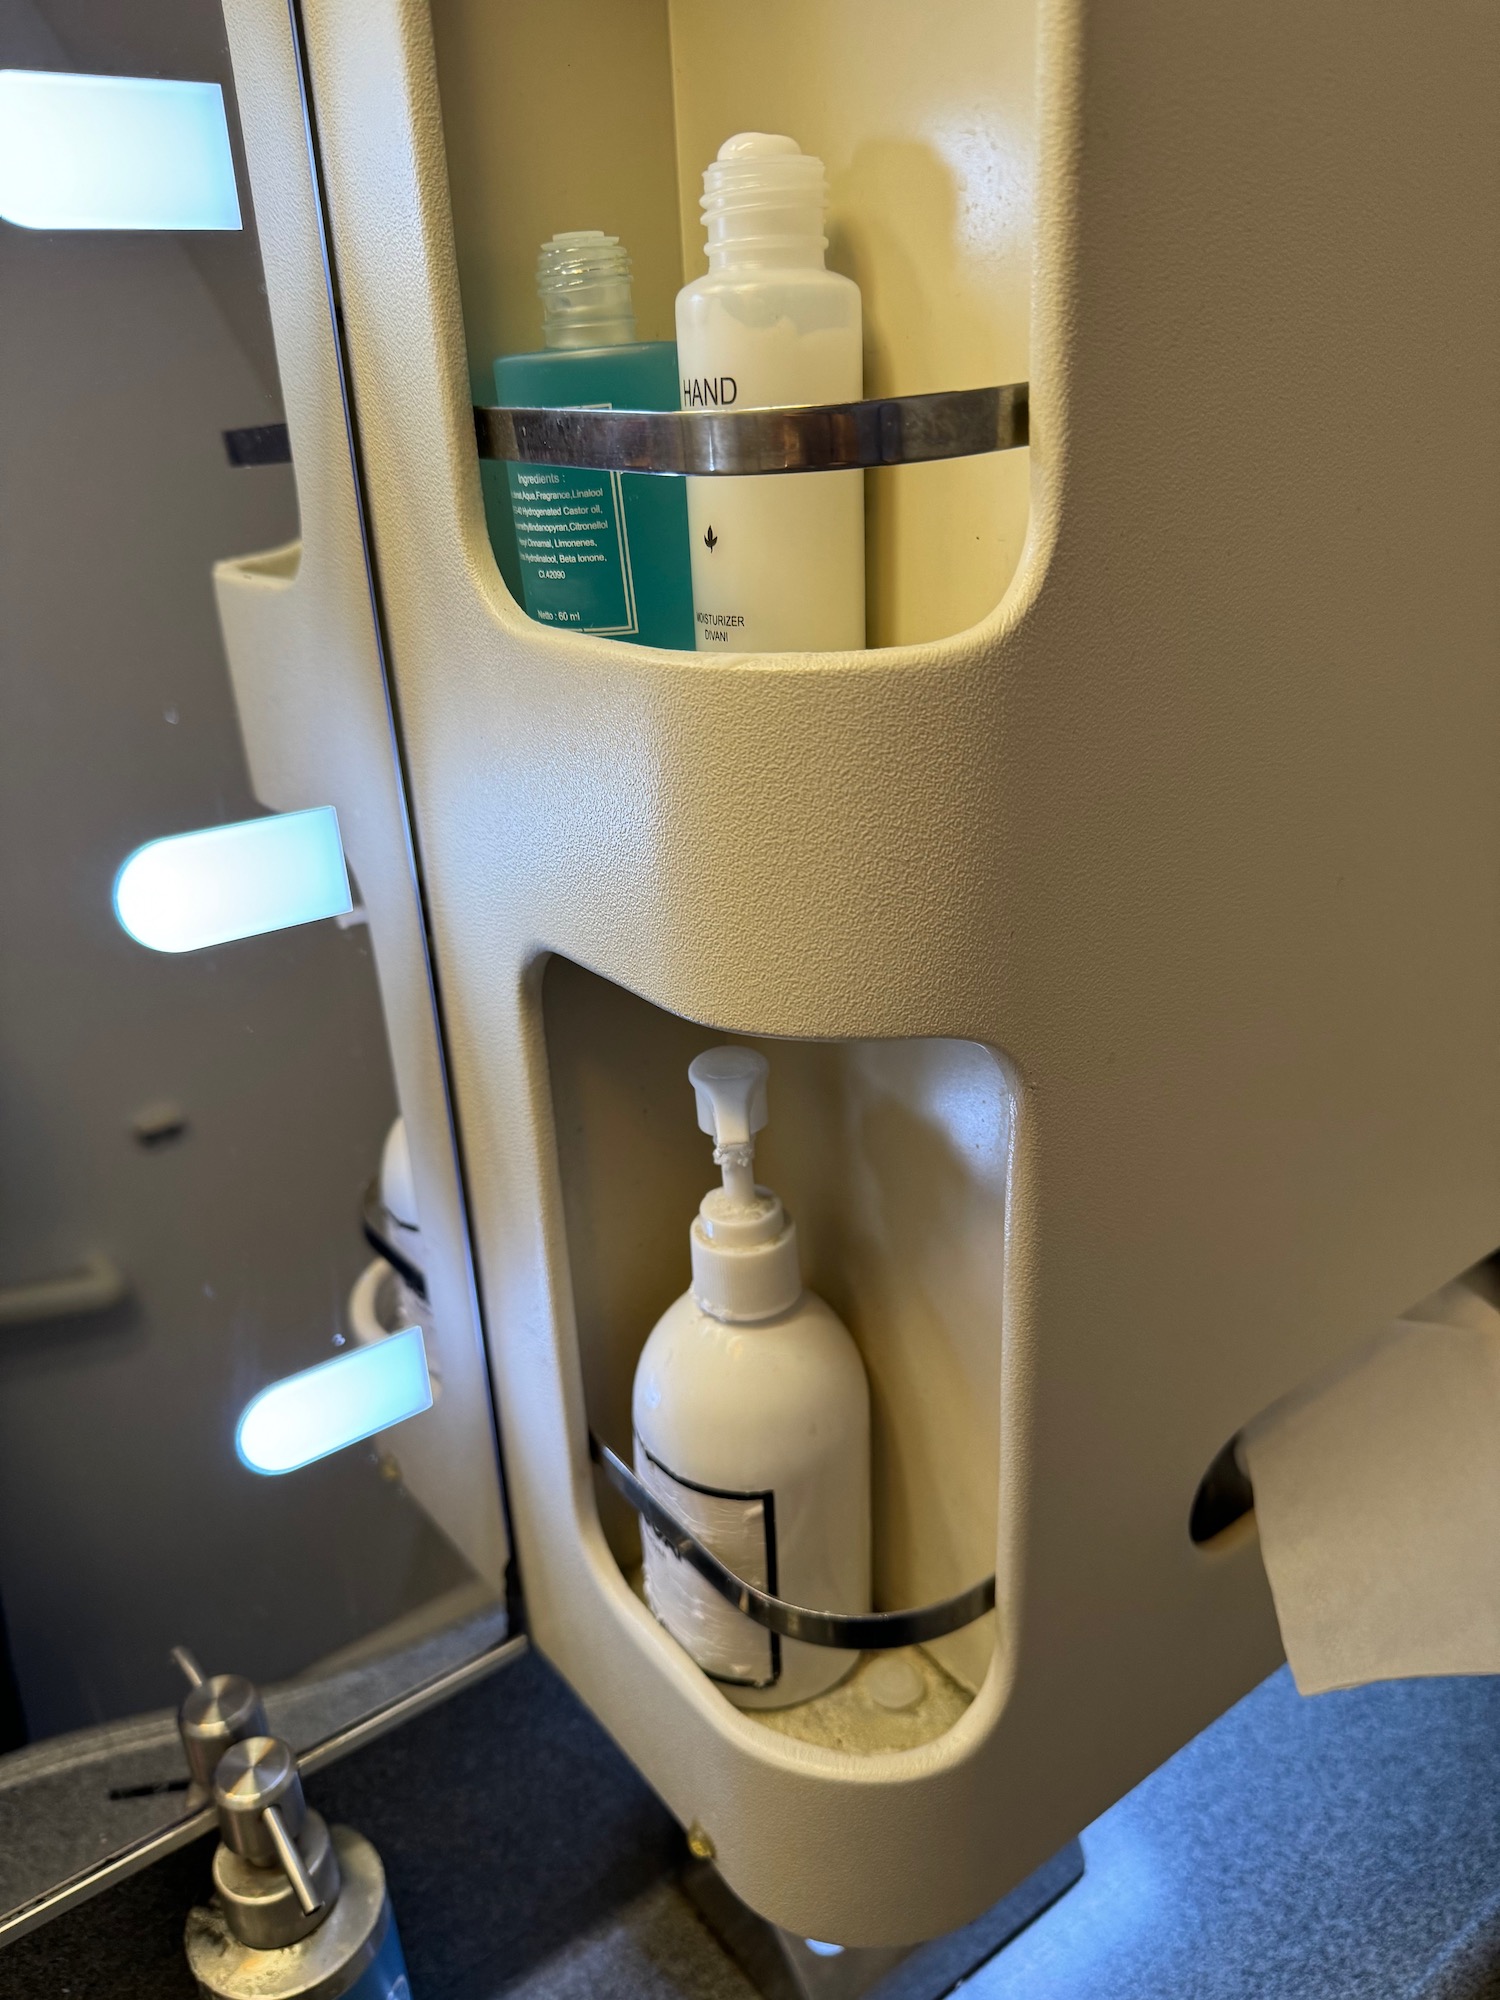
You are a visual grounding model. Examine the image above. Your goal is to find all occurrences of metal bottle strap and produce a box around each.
[226,383,1030,479]
[591,1434,995,1651]
[475,382,1028,477]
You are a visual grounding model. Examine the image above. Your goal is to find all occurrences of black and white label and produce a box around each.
[634,1440,778,1687]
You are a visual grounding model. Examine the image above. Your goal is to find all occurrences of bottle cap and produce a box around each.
[537,230,637,350]
[701,133,829,268]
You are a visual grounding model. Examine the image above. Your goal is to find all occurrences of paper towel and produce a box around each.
[1241,1276,1500,1695]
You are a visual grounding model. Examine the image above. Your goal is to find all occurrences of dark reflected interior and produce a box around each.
[0,0,504,1926]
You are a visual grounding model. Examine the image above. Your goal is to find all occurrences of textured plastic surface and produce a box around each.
[225,0,1500,1948]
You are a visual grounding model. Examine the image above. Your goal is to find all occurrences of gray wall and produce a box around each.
[0,0,467,1738]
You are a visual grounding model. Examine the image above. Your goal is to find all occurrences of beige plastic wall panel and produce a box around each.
[429,0,684,387]
[665,0,1035,647]
[289,0,1500,1945]
[217,0,509,1593]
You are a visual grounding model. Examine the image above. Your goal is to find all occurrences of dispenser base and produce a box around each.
[682,1839,1084,2000]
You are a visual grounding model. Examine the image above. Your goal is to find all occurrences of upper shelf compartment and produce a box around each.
[430,0,1037,652]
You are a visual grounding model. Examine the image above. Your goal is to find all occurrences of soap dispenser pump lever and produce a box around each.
[262,1804,324,1918]
[171,1646,205,1689]
[187,1730,408,1991]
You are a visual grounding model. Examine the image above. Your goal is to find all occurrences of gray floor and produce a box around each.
[501,1881,756,2000]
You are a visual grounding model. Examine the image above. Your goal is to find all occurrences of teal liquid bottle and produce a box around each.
[491,232,694,650]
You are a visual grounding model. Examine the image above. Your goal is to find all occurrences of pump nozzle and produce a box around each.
[684,1047,800,1321]
[688,1047,768,1205]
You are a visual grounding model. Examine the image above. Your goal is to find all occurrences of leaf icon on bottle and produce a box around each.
[703,525,719,553]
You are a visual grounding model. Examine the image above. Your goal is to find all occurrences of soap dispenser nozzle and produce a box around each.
[688,1046,769,1206]
[210,1735,342,1949]
[684,1047,801,1322]
[172,1645,268,1804]
[186,1733,410,1999]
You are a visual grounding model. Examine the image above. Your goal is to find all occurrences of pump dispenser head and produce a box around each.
[687,1047,801,1322]
[209,1735,342,1950]
[173,1647,267,1800]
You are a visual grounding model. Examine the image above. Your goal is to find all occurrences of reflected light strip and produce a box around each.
[0,70,241,231]
[113,807,352,953]
[237,1328,432,1476]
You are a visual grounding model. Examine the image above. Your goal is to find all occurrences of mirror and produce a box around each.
[0,0,510,1930]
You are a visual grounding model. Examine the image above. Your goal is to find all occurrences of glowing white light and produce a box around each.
[804,1941,845,1958]
[0,70,242,231]
[237,1328,433,1476]
[114,808,352,954]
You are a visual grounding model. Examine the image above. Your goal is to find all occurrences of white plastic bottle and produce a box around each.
[347,1116,442,1407]
[676,134,865,655]
[632,1047,870,1708]
[377,1117,429,1339]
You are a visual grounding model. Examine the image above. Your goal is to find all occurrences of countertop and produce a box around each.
[8,1647,1500,1998]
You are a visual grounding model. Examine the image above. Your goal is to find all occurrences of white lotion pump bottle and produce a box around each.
[676,134,865,654]
[632,1048,871,1708]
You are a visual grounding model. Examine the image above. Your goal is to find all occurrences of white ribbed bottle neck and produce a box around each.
[700,132,829,273]
[691,1187,802,1323]
[537,230,637,350]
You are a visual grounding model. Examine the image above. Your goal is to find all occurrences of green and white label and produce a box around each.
[506,462,638,637]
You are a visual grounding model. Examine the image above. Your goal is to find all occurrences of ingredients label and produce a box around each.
[506,461,638,636]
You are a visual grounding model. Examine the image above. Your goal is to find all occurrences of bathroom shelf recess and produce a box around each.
[473,381,1029,476]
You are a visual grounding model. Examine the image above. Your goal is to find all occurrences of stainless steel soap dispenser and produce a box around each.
[174,1647,269,1808]
[185,1734,409,2000]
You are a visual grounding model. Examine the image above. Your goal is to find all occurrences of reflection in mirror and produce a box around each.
[0,0,509,1931]
[0,68,243,231]
[113,807,354,954]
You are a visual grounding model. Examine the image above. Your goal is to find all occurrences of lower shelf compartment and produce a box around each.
[755,1645,973,1757]
[545,954,1012,1736]
[628,1558,975,1754]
